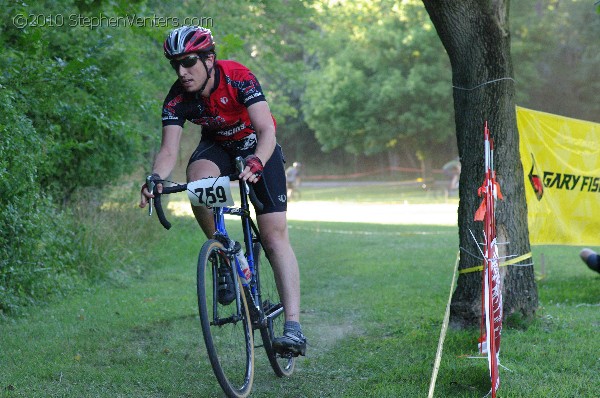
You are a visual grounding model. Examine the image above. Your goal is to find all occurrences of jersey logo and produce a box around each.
[220,97,229,105]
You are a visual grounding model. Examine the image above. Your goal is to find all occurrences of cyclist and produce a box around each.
[139,26,306,356]
[442,157,461,195]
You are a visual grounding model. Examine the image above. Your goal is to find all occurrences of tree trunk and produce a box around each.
[422,0,538,327]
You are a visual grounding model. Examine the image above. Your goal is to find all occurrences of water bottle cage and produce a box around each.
[213,233,230,248]
[233,241,243,253]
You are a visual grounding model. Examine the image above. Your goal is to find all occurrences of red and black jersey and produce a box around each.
[162,60,274,150]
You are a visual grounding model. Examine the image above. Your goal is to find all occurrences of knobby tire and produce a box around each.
[197,239,254,398]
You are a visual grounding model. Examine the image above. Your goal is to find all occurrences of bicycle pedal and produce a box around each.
[275,346,303,358]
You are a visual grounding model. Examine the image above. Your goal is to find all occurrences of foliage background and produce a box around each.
[1,0,598,314]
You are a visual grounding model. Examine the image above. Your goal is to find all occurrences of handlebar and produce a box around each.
[148,156,263,230]
[152,183,187,230]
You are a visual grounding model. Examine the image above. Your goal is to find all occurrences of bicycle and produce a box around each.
[146,157,295,398]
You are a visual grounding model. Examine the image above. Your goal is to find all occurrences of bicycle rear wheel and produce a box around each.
[197,239,254,398]
[254,243,296,377]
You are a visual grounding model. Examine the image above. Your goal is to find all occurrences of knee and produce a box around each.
[187,159,220,182]
[260,225,289,254]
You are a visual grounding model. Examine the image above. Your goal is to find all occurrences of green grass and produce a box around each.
[1,207,599,397]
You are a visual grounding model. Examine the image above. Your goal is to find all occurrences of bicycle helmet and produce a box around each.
[163,26,215,59]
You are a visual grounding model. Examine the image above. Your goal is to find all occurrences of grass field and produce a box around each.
[1,187,599,397]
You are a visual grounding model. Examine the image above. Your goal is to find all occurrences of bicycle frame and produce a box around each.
[217,178,286,328]
[215,194,256,284]
[210,177,264,318]
[150,171,272,321]
[147,160,295,394]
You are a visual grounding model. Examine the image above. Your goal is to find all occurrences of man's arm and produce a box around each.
[153,124,183,179]
[139,124,183,208]
[240,101,276,183]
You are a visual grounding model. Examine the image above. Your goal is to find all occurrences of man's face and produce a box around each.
[172,53,213,92]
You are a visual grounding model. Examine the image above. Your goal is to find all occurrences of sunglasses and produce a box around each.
[170,55,202,70]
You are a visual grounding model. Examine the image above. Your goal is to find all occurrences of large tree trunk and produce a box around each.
[422,0,538,327]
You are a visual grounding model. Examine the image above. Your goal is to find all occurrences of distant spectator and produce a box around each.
[442,157,461,194]
[286,162,303,199]
[579,248,600,274]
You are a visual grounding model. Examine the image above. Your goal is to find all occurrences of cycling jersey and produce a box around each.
[162,60,274,151]
[162,59,287,214]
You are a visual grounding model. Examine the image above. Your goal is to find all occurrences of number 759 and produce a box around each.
[195,186,228,205]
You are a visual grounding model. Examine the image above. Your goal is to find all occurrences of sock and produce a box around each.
[284,321,302,334]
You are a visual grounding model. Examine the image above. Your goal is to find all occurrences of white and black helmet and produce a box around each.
[163,26,215,59]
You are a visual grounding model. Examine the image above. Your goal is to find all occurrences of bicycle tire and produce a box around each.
[197,239,254,398]
[254,243,296,377]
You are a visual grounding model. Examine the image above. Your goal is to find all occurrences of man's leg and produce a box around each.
[257,211,306,356]
[257,211,300,322]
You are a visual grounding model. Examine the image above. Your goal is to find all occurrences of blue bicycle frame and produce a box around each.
[214,174,261,301]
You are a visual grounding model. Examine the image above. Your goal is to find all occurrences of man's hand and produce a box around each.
[239,155,264,183]
[139,173,163,208]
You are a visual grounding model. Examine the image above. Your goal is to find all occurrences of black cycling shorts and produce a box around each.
[187,141,288,215]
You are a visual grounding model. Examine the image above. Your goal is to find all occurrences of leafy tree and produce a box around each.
[422,0,538,326]
[0,0,159,312]
[0,80,80,313]
[3,0,158,203]
[302,0,455,168]
[511,0,600,122]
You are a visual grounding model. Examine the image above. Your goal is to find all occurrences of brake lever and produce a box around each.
[235,157,249,194]
[146,175,156,217]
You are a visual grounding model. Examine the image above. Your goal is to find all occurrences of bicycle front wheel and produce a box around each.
[254,243,296,377]
[197,239,254,398]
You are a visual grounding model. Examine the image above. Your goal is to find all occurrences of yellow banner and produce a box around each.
[517,106,600,245]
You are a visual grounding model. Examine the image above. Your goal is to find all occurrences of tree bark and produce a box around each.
[422,0,538,327]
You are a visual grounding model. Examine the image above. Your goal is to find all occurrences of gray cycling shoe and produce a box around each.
[272,328,307,357]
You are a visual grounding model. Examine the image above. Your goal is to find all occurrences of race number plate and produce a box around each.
[187,177,234,207]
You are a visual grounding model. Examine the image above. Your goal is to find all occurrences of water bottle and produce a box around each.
[234,241,252,283]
